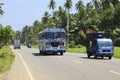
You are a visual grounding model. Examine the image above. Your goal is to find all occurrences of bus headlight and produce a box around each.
[60,45,65,48]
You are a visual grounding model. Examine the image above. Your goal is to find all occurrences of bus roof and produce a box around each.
[44,28,65,32]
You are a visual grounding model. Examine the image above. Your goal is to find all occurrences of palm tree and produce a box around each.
[42,11,50,24]
[64,0,72,47]
[21,25,32,45]
[15,31,21,39]
[0,3,4,16]
[48,0,56,13]
[64,0,72,11]
[76,0,84,12]
[111,0,119,7]
[33,20,41,34]
[64,0,72,30]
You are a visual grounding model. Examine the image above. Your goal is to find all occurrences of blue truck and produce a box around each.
[86,32,114,59]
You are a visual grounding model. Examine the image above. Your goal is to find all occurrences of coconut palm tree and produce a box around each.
[48,0,56,13]
[0,3,4,16]
[64,0,72,47]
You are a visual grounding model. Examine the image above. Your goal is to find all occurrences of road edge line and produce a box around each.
[15,50,34,80]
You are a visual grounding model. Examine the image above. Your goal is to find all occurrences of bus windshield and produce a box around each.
[98,40,113,47]
[54,32,66,38]
[45,32,54,39]
[45,32,65,39]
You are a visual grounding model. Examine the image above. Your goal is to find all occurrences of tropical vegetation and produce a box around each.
[0,46,15,73]
[13,0,120,47]
[1,0,120,49]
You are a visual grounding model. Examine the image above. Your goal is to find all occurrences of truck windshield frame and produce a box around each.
[98,40,113,47]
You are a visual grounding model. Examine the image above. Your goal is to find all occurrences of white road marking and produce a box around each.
[15,50,34,80]
[110,70,120,75]
[73,60,83,64]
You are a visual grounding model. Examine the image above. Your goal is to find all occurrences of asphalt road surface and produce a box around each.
[5,46,120,80]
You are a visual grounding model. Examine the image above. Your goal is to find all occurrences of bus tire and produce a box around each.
[94,54,97,59]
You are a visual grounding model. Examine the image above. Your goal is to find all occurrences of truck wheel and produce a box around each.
[94,55,97,59]
[60,52,63,55]
[87,54,90,58]
[109,56,112,59]
[101,56,104,59]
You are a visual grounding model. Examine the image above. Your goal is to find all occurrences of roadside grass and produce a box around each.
[0,46,15,74]
[32,45,38,48]
[113,47,120,59]
[32,45,120,59]
[67,46,86,53]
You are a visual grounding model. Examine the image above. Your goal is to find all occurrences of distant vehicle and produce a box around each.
[28,43,31,48]
[14,39,21,49]
[38,28,66,55]
[86,32,114,59]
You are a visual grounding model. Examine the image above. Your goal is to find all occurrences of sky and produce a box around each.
[0,0,90,31]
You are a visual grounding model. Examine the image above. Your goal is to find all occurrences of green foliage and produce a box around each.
[114,47,120,59]
[114,38,120,46]
[67,46,86,53]
[0,25,14,49]
[64,0,72,11]
[48,0,56,10]
[0,3,4,16]
[0,46,15,73]
[18,0,120,46]
[69,41,75,48]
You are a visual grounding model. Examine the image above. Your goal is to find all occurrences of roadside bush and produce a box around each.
[77,44,83,48]
[69,41,75,48]
[114,38,120,46]
[0,46,15,73]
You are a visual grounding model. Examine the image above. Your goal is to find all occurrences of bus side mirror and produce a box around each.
[66,35,68,38]
[42,35,44,38]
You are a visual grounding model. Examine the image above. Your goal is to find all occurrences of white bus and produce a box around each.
[38,28,66,55]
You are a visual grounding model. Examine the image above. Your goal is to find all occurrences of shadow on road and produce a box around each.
[32,53,41,56]
[80,57,110,60]
[32,53,62,56]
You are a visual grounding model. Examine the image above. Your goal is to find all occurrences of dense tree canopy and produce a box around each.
[1,0,120,47]
[0,25,14,48]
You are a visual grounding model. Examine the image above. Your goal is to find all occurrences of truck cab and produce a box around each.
[14,39,21,49]
[86,32,114,59]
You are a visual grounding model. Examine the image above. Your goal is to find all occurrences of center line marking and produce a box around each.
[110,70,120,75]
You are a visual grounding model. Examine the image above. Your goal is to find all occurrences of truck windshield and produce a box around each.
[98,40,113,47]
[45,32,65,39]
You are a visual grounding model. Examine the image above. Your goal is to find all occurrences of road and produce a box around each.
[4,46,120,80]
